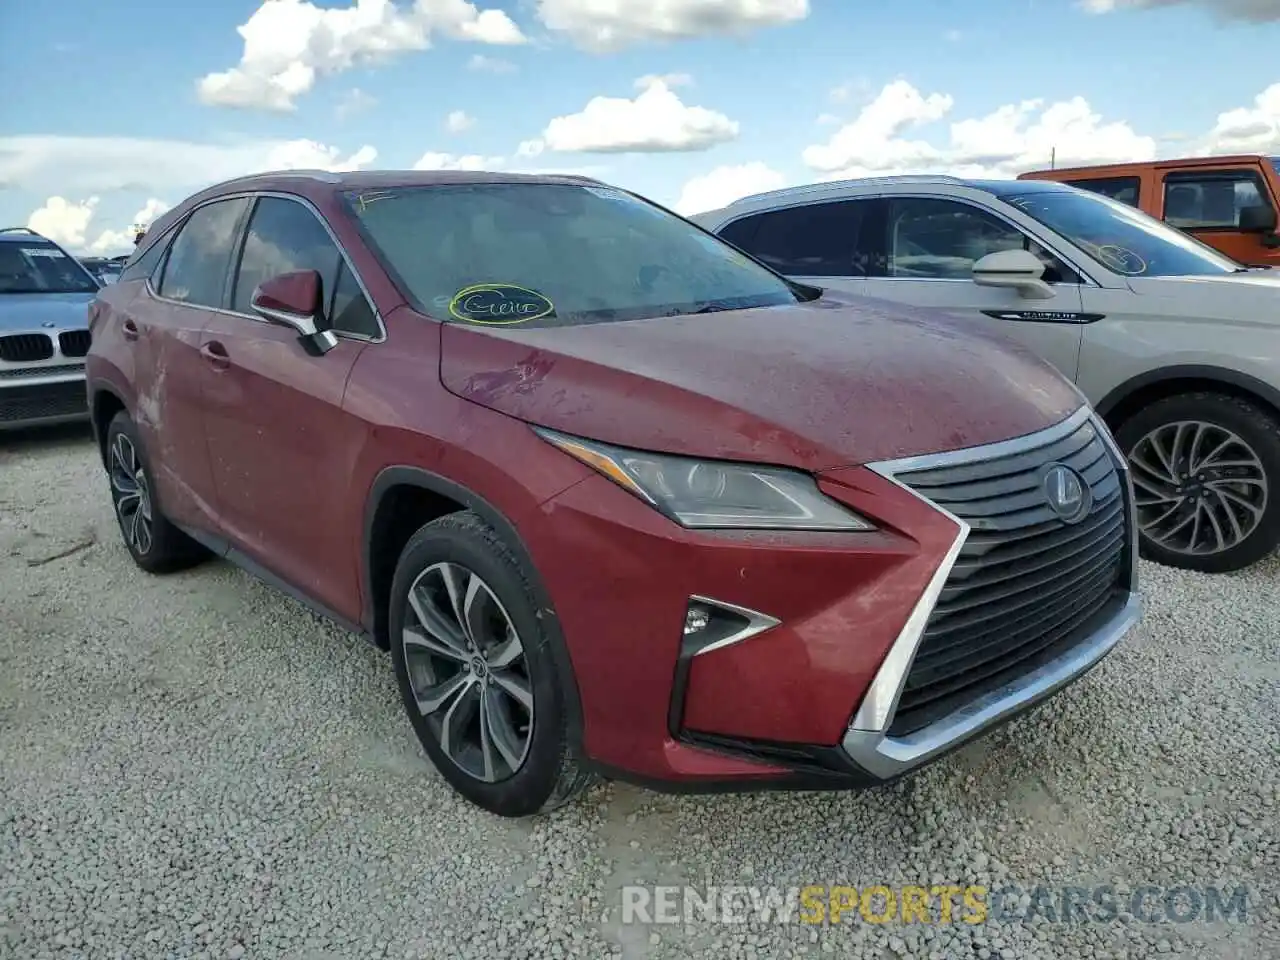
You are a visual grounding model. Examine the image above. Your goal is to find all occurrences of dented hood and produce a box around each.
[438,292,1084,472]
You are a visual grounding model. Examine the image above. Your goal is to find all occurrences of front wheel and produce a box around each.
[388,511,595,817]
[1114,392,1280,573]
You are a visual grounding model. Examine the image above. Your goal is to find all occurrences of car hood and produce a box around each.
[438,291,1083,472]
[1125,271,1280,320]
[0,291,96,332]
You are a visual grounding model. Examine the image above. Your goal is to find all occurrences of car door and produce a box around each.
[199,193,381,622]
[716,198,880,295]
[856,195,1088,382]
[126,196,252,534]
[1159,166,1280,267]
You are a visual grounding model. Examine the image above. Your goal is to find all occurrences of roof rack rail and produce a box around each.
[734,173,970,206]
[0,226,41,235]
[238,169,343,184]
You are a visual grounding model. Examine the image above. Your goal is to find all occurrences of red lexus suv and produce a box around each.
[85,170,1142,817]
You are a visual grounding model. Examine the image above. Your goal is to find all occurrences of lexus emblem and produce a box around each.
[1043,464,1090,524]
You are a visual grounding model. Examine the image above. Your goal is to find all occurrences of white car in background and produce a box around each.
[691,176,1280,574]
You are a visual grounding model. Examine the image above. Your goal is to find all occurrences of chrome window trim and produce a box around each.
[144,189,387,344]
[840,404,1142,780]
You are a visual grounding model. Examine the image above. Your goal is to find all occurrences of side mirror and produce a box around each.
[249,269,338,356]
[1239,204,1278,233]
[972,248,1055,300]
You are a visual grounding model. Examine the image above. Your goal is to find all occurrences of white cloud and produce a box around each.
[27,197,98,249]
[336,87,377,119]
[446,109,476,133]
[412,151,505,170]
[803,80,954,174]
[536,0,808,51]
[802,80,1156,180]
[0,135,378,197]
[673,162,787,216]
[635,72,692,90]
[527,78,738,154]
[197,0,527,112]
[85,199,173,255]
[264,139,379,171]
[467,53,516,72]
[26,197,172,256]
[1083,0,1280,20]
[1198,82,1280,154]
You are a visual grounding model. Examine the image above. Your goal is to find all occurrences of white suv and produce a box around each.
[691,175,1280,574]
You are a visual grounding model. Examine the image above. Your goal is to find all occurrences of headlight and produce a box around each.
[535,428,875,531]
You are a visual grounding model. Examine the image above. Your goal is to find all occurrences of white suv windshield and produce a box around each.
[342,182,805,326]
[0,241,99,294]
[996,188,1244,278]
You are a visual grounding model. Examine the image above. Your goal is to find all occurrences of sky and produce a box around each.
[2,0,1279,256]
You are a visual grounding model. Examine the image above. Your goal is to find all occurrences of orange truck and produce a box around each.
[1019,154,1280,267]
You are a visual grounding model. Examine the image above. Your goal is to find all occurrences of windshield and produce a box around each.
[0,241,99,293]
[997,188,1244,278]
[341,182,804,326]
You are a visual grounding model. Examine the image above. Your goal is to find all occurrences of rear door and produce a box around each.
[126,196,251,534]
[1158,165,1280,267]
[199,194,380,621]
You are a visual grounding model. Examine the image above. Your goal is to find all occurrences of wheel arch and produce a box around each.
[360,466,585,744]
[88,380,128,471]
[1095,365,1280,432]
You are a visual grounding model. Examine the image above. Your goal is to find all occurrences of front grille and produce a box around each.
[888,417,1128,738]
[0,333,55,363]
[0,380,89,424]
[0,363,84,380]
[58,330,91,357]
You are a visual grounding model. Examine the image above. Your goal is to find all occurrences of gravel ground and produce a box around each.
[1,425,1278,960]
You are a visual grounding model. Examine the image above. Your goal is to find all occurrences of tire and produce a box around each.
[1113,391,1280,573]
[104,411,209,574]
[388,510,595,817]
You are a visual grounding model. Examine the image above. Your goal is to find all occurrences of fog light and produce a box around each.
[685,605,711,635]
[679,596,780,657]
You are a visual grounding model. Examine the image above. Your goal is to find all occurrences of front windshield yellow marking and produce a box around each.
[448,283,556,325]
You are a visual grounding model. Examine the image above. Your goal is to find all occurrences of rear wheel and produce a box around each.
[388,511,594,817]
[104,412,208,574]
[1114,392,1280,573]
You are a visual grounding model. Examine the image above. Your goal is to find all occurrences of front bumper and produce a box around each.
[533,405,1141,789]
[0,371,90,430]
[0,327,91,430]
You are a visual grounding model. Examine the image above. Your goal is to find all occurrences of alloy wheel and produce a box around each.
[1127,420,1268,556]
[401,562,534,782]
[110,433,154,556]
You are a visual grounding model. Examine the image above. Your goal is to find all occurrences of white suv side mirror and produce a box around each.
[972,249,1055,300]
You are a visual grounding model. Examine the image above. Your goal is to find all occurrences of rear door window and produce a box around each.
[722,200,883,276]
[157,198,252,307]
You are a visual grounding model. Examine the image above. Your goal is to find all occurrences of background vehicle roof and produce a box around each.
[720,174,1077,211]
[0,228,57,244]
